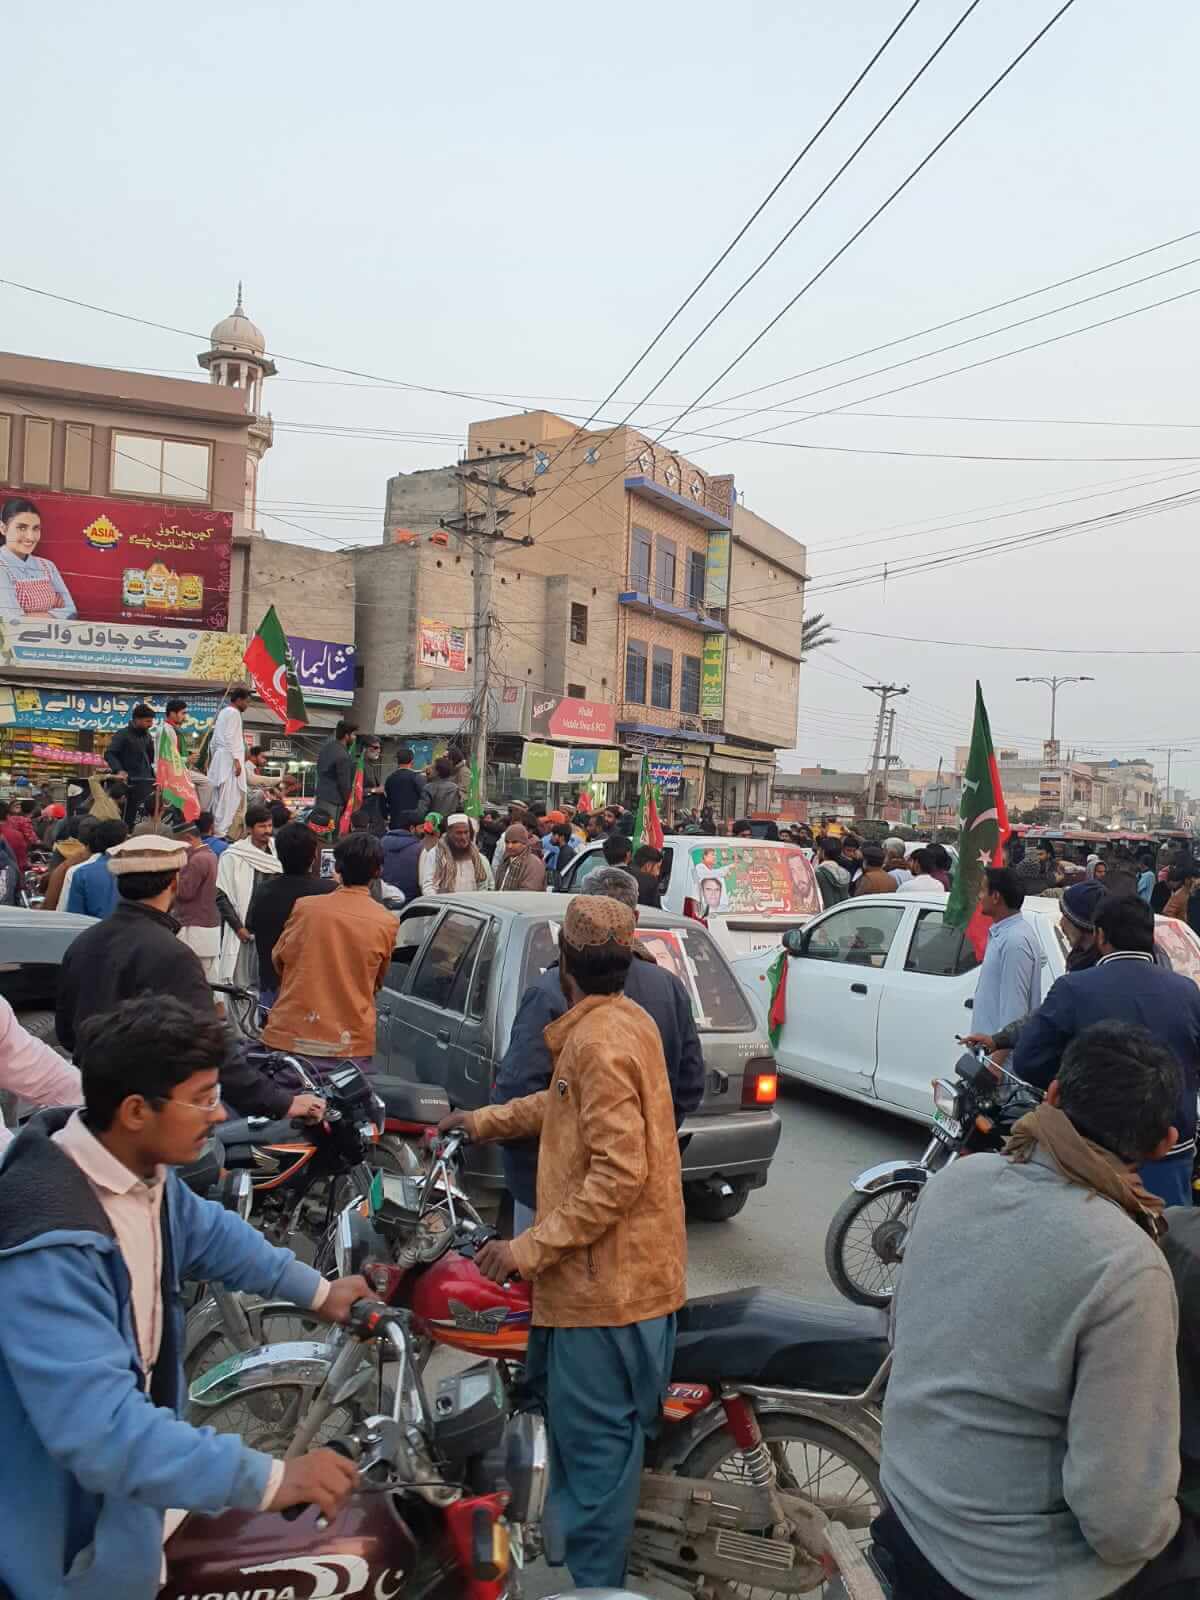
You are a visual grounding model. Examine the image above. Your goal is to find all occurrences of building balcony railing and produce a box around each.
[618,573,726,632]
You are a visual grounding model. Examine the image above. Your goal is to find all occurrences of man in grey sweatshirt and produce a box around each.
[878,1020,1182,1599]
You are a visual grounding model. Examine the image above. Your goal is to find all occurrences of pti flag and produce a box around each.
[154,721,199,823]
[946,681,1011,959]
[339,747,366,835]
[631,754,664,851]
[243,606,308,734]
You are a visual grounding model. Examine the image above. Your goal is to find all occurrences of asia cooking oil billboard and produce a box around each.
[0,488,232,630]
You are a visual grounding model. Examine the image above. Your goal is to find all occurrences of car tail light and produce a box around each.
[683,896,708,923]
[742,1061,778,1106]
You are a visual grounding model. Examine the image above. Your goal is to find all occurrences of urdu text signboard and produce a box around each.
[0,488,232,630]
[700,635,726,719]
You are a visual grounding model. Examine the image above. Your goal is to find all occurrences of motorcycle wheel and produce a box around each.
[678,1413,882,1596]
[824,1185,922,1308]
[188,1378,378,1459]
[184,1305,328,1390]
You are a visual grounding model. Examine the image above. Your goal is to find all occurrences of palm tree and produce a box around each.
[800,611,837,659]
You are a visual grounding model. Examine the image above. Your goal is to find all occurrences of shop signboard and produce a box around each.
[0,487,232,630]
[375,685,523,737]
[418,618,468,674]
[704,530,730,609]
[0,684,221,733]
[700,634,726,719]
[526,693,616,743]
[648,758,684,794]
[0,620,355,701]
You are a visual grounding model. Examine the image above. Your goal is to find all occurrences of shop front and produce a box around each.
[706,745,778,822]
[616,728,720,820]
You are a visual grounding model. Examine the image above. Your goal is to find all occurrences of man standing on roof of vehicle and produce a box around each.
[206,685,251,840]
[439,892,686,1591]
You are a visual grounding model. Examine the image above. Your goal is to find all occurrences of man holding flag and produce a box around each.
[155,698,200,824]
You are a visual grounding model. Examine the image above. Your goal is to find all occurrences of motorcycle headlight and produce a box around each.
[931,1078,962,1119]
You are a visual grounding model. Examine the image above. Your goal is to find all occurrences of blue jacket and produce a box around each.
[492,953,706,1206]
[0,1110,323,1600]
[66,852,119,919]
[1012,950,1200,1158]
[380,829,423,902]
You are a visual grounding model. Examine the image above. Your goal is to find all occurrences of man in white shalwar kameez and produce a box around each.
[207,686,251,838]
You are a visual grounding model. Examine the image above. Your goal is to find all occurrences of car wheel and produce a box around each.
[685,1179,750,1222]
[824,1185,922,1308]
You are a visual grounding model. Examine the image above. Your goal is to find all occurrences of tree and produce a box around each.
[800,612,837,658]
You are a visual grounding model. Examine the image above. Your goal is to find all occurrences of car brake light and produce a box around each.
[683,896,708,923]
[742,1064,778,1106]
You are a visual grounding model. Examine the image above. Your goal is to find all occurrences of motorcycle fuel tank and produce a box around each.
[408,1249,532,1357]
[161,1497,428,1600]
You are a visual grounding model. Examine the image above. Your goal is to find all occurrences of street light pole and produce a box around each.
[1015,674,1095,744]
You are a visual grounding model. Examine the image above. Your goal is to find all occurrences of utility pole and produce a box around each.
[863,684,908,821]
[1015,674,1095,745]
[1148,745,1184,826]
[932,756,945,830]
[446,451,535,807]
[881,708,897,813]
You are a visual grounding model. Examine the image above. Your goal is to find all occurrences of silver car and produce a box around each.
[374,892,782,1222]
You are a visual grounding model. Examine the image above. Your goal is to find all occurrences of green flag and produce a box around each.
[946,682,1011,957]
[632,754,664,851]
[465,758,483,819]
[243,606,308,733]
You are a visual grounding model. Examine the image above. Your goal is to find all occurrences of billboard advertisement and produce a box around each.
[527,692,616,743]
[0,619,354,701]
[418,618,468,674]
[0,684,223,732]
[700,634,726,718]
[374,685,524,736]
[0,488,232,630]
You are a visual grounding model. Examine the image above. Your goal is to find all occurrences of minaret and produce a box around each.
[198,285,276,528]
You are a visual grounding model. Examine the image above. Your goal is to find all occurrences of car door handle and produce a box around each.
[850,982,868,995]
[964,997,973,1010]
[436,1028,451,1045]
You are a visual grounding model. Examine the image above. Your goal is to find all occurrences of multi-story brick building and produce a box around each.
[358,409,805,816]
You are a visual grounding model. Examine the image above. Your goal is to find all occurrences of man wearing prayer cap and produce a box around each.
[439,893,685,1589]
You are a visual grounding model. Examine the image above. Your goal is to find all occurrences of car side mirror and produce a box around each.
[782,926,809,956]
[390,943,418,968]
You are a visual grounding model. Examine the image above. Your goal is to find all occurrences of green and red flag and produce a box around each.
[631,755,664,852]
[765,949,788,1048]
[242,606,308,734]
[464,758,483,820]
[339,747,366,835]
[154,721,200,822]
[946,681,1011,959]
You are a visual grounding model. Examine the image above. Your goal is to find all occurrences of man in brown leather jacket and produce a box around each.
[440,893,685,1588]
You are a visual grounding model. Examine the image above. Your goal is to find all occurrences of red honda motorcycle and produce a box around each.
[165,1299,538,1600]
[191,1134,890,1597]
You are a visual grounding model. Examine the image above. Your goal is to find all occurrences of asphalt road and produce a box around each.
[687,1075,927,1304]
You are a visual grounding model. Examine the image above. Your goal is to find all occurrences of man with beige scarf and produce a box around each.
[878,1020,1182,1599]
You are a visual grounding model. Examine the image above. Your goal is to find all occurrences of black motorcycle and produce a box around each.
[825,1045,1042,1308]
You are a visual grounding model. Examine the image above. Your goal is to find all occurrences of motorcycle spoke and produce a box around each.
[839,1191,914,1299]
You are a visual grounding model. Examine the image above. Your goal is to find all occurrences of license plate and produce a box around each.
[931,1107,963,1142]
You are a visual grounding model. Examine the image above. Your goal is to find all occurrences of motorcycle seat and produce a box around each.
[219,1115,304,1148]
[373,1074,451,1125]
[671,1288,889,1393]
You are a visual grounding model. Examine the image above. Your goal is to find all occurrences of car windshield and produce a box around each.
[685,843,820,917]
[519,920,755,1032]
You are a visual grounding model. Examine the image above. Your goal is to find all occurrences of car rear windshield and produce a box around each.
[684,842,820,917]
[519,920,756,1033]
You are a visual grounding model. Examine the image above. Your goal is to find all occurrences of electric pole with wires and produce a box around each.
[863,684,908,821]
[444,452,535,807]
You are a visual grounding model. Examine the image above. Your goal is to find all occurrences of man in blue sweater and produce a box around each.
[1013,893,1200,1205]
[0,993,369,1600]
[492,867,705,1228]
[65,816,128,919]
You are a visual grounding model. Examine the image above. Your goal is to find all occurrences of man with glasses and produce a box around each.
[0,993,371,1600]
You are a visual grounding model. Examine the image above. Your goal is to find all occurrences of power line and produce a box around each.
[524,0,927,499]
[647,1,1080,447]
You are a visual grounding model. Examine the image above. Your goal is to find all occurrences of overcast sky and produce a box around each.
[6,1,1199,787]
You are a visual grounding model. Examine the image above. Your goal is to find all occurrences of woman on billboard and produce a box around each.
[0,498,76,621]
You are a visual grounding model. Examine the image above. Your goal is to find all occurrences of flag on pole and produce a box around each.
[242,606,308,734]
[946,681,1011,959]
[765,950,788,1048]
[339,747,365,835]
[464,759,483,819]
[632,755,664,851]
[154,722,200,823]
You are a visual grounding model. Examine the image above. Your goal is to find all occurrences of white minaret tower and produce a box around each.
[198,284,276,528]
